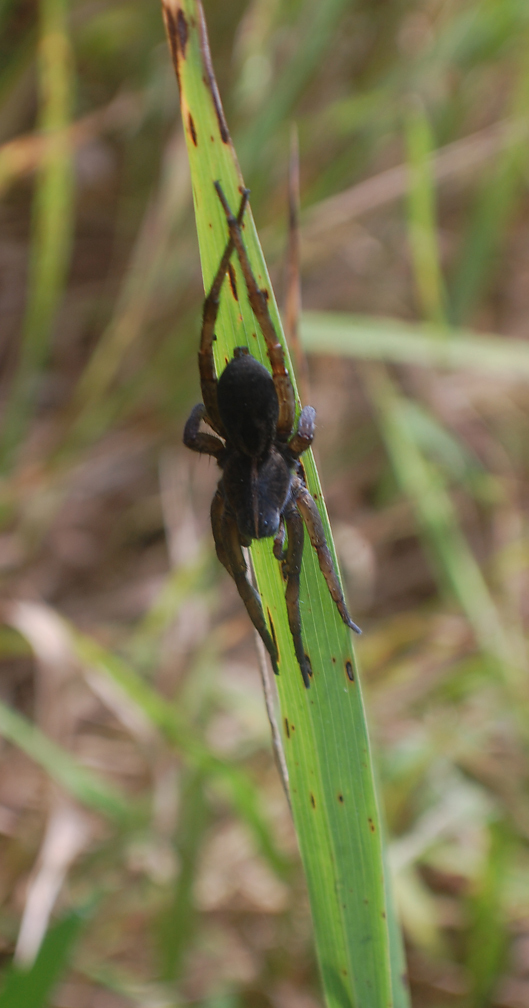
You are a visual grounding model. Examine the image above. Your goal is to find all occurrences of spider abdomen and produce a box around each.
[217,351,280,458]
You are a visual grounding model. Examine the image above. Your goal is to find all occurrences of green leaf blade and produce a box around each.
[161,3,407,1005]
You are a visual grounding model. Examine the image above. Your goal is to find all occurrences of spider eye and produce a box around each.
[258,510,280,538]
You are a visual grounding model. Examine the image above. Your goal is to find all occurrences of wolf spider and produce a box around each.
[183,182,360,687]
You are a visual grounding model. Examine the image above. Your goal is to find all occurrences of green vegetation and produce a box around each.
[1,0,529,1006]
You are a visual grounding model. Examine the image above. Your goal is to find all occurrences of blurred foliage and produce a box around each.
[1,0,529,1006]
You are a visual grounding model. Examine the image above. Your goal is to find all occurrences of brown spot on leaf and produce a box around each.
[176,8,188,55]
[163,8,181,86]
[368,818,375,833]
[345,660,354,682]
[188,113,197,146]
[267,609,278,654]
[228,263,238,300]
[331,656,336,663]
[284,718,290,739]
[310,793,316,808]
[338,793,344,803]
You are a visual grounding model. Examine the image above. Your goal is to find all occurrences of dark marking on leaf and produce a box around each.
[284,718,290,739]
[382,911,386,919]
[267,609,278,655]
[331,656,336,664]
[291,723,295,731]
[224,356,229,366]
[188,113,197,146]
[304,653,313,679]
[345,660,354,682]
[163,8,181,88]
[228,263,238,300]
[197,4,230,142]
[298,460,307,483]
[341,970,348,977]
[176,8,188,55]
[368,818,375,833]
[310,793,316,809]
[338,793,344,803]
[262,287,270,300]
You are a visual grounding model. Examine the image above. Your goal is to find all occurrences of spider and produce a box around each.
[183,182,360,687]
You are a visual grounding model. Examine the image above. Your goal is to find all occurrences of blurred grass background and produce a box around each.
[2,0,529,1005]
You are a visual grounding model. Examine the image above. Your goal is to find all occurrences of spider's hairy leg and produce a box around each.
[214,181,296,443]
[213,492,280,676]
[284,505,312,688]
[200,188,250,436]
[273,517,286,562]
[184,404,225,458]
[211,488,232,573]
[287,405,315,459]
[294,481,362,635]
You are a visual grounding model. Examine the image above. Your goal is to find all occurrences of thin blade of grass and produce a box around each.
[450,39,529,325]
[237,0,352,178]
[157,767,210,982]
[72,630,288,877]
[0,909,87,1008]
[0,699,132,824]
[160,3,406,1005]
[405,100,447,327]
[300,311,529,377]
[0,0,75,472]
[361,364,529,734]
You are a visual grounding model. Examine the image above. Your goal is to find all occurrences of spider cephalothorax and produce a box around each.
[183,183,360,687]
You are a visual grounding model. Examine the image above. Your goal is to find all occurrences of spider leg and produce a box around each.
[200,189,250,436]
[211,487,232,573]
[287,405,315,460]
[284,504,312,688]
[273,516,286,562]
[184,404,225,458]
[294,481,362,635]
[212,489,280,676]
[214,181,296,443]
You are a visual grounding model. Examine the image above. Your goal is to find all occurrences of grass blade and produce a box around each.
[405,100,446,326]
[0,0,75,471]
[0,909,87,1008]
[73,629,288,877]
[362,364,529,731]
[449,42,529,325]
[300,310,529,377]
[0,699,132,824]
[160,3,406,1005]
